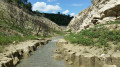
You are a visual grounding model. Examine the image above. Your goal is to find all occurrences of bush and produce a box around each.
[97,37,109,47]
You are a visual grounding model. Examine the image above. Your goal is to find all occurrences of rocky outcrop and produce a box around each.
[56,39,120,67]
[0,38,51,67]
[68,0,120,32]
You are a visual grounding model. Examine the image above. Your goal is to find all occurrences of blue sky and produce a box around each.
[28,0,91,16]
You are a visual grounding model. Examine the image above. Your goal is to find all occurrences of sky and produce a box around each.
[28,0,92,16]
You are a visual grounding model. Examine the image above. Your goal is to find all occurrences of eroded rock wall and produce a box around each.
[68,0,120,32]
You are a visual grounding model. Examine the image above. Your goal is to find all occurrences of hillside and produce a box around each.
[67,0,120,32]
[0,0,62,50]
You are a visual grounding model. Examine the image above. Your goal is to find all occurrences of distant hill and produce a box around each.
[32,11,74,26]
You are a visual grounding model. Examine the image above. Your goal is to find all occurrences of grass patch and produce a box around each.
[65,33,94,46]
[65,20,120,48]
[66,29,71,32]
[0,32,23,45]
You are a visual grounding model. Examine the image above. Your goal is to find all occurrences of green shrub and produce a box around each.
[66,29,71,32]
[97,37,109,47]
[80,28,100,38]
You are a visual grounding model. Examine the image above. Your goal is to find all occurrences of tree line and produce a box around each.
[33,11,73,26]
[4,0,32,11]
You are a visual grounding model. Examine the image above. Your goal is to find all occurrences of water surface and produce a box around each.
[16,36,73,67]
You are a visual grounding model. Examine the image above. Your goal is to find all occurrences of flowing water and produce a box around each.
[16,36,73,67]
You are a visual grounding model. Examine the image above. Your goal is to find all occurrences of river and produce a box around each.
[16,36,73,67]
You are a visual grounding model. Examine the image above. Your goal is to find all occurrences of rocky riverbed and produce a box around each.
[0,38,51,67]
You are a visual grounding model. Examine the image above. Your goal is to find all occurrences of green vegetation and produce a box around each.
[0,19,46,50]
[65,21,120,48]
[66,29,72,32]
[0,33,23,45]
[4,0,32,11]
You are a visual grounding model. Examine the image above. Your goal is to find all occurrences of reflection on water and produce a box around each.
[16,36,74,67]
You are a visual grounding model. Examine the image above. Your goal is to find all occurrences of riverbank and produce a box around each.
[16,36,68,67]
[0,38,51,67]
[56,39,120,67]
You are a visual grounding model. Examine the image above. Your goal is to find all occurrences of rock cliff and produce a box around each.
[68,0,120,32]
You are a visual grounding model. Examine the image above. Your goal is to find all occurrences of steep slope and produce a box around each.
[0,0,61,36]
[0,0,62,46]
[68,0,120,32]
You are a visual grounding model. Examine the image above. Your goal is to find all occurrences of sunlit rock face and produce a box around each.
[68,0,120,32]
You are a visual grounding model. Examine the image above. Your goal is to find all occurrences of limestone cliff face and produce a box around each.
[68,0,120,32]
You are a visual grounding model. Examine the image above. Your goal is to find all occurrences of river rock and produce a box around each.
[53,54,63,60]
[111,53,120,67]
[103,64,117,67]
[74,53,81,67]
[80,54,95,67]
[23,47,30,58]
[13,57,19,65]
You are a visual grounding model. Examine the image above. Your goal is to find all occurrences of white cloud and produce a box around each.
[56,3,60,5]
[32,2,61,12]
[62,10,69,14]
[70,13,75,16]
[72,4,83,6]
[52,11,56,13]
[47,0,57,2]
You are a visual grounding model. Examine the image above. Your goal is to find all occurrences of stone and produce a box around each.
[13,57,19,65]
[68,61,73,65]
[74,53,81,67]
[103,64,117,67]
[53,54,63,60]
[81,54,95,67]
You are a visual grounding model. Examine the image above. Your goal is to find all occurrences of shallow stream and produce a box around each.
[16,36,73,67]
